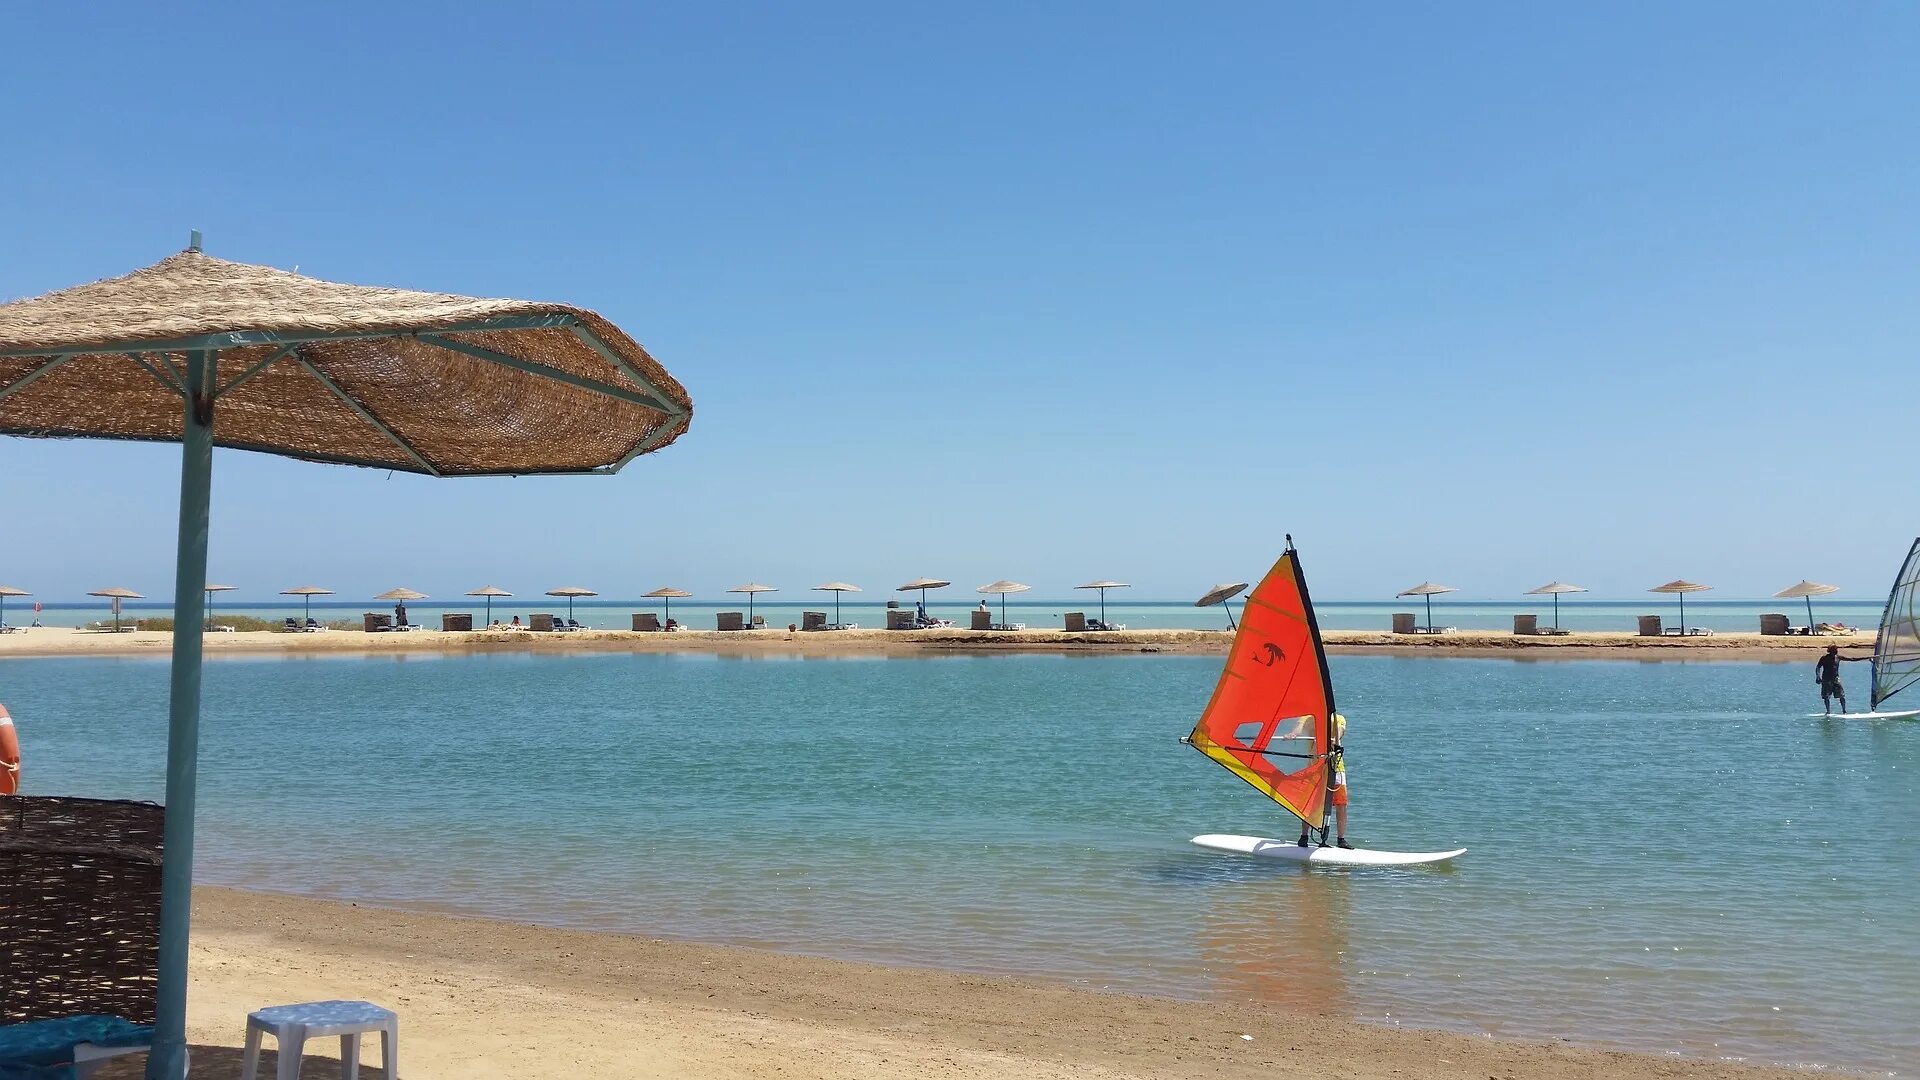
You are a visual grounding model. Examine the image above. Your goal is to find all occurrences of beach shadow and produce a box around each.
[89,1043,391,1079]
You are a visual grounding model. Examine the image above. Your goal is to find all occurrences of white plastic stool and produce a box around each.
[241,999,398,1080]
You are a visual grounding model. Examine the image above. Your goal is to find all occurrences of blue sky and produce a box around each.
[3,3,1916,601]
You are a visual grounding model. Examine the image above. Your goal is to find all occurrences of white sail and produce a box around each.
[1871,538,1920,709]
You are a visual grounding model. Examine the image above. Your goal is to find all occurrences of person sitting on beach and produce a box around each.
[510,615,522,629]
[1815,645,1869,715]
[1298,713,1353,849]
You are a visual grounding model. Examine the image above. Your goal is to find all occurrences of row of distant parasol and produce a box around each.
[1386,578,1847,634]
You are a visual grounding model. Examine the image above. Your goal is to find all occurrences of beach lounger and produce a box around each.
[1,796,167,1077]
[717,611,746,631]
[0,625,16,634]
[304,618,326,632]
[750,615,766,630]
[993,622,1026,631]
[1064,612,1088,632]
[565,618,587,631]
[633,613,663,632]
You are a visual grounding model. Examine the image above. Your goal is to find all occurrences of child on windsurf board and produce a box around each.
[1815,645,1871,715]
[1297,713,1351,849]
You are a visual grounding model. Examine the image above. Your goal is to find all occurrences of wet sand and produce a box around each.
[81,886,1839,1080]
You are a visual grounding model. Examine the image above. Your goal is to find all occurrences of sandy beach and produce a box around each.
[0,624,1876,663]
[76,886,1834,1080]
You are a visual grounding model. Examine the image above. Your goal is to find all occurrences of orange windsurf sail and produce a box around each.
[1186,542,1335,827]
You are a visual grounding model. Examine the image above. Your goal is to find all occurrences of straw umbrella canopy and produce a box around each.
[0,239,693,1079]
[202,583,235,629]
[280,585,334,625]
[1649,579,1712,634]
[644,586,691,624]
[977,580,1030,625]
[1525,581,1587,631]
[546,586,597,623]
[467,585,512,625]
[728,583,777,623]
[813,582,860,627]
[897,577,950,616]
[1774,580,1839,629]
[1076,580,1130,627]
[0,584,26,628]
[87,586,143,632]
[1195,582,1249,630]
[1397,582,1459,631]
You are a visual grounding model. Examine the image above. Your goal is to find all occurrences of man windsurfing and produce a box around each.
[1815,645,1870,715]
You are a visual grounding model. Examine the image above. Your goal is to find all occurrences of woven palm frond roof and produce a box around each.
[0,249,692,477]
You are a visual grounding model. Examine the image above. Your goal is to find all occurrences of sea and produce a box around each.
[16,596,1890,634]
[6,650,1915,1075]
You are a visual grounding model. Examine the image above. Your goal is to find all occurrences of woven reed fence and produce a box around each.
[0,796,163,1025]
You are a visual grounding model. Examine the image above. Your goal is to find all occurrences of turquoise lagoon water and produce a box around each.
[5,652,1915,1074]
[23,597,1888,634]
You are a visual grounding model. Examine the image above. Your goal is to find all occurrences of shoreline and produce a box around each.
[149,885,1838,1080]
[0,624,1876,663]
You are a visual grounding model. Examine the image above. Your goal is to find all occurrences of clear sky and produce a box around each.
[3,3,1916,602]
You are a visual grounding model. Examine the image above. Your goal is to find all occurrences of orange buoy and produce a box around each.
[0,706,19,795]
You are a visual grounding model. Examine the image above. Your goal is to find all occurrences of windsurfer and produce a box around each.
[1815,645,1869,715]
[1297,713,1352,849]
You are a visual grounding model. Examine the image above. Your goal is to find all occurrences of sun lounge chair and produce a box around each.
[1,796,167,1078]
[304,618,325,632]
[1086,618,1125,631]
[564,618,587,631]
[633,613,663,632]
[717,611,745,631]
[749,614,766,630]
[1064,612,1088,632]
[0,624,17,634]
[1814,622,1858,635]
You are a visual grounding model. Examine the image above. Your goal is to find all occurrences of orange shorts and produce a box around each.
[1330,783,1348,808]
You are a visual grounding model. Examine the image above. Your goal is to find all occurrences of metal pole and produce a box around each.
[1425,593,1433,630]
[1679,592,1686,635]
[1225,602,1238,631]
[149,348,214,1080]
[1553,592,1560,631]
[1100,588,1107,626]
[1806,595,1815,629]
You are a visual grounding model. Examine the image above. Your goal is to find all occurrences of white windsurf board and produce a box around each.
[1806,709,1920,721]
[1192,833,1465,866]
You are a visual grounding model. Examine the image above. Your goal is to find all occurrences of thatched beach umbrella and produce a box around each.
[813,582,860,627]
[977,580,1030,625]
[897,577,950,618]
[375,587,428,627]
[1774,580,1840,629]
[0,238,692,1078]
[0,584,26,629]
[467,585,512,625]
[1525,581,1587,632]
[281,585,334,625]
[546,586,597,623]
[1195,582,1249,630]
[1076,580,1129,627]
[89,586,143,632]
[202,583,235,629]
[1397,582,1459,631]
[644,586,691,624]
[1650,579,1712,635]
[728,583,776,623]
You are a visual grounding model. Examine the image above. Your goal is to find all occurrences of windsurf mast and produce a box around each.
[1871,538,1920,709]
[1185,535,1339,839]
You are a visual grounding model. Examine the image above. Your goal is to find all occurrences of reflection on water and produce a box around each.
[1198,864,1351,1014]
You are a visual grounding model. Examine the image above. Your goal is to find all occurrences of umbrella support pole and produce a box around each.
[150,349,215,1080]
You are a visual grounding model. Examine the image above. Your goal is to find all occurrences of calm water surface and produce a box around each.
[6,652,1914,1074]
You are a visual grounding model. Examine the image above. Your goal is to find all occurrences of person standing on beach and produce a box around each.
[1815,645,1870,715]
[1298,713,1352,849]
